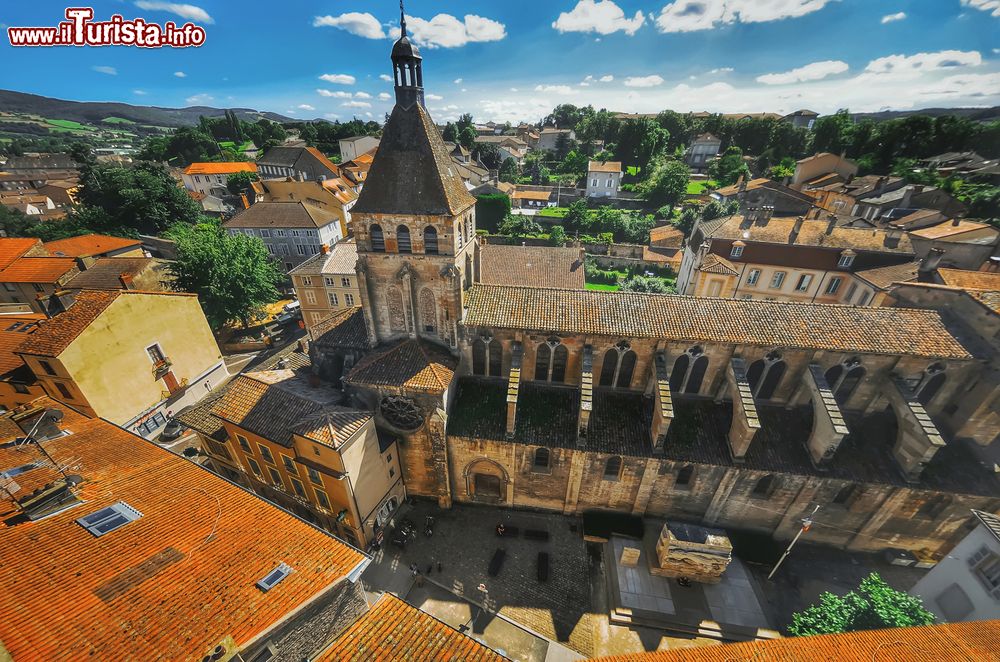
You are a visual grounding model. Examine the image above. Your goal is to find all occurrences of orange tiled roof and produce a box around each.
[0,399,364,661]
[852,261,921,290]
[463,284,972,359]
[14,290,120,356]
[589,160,622,173]
[702,215,913,254]
[316,593,506,661]
[0,238,44,271]
[911,220,997,240]
[0,256,78,284]
[481,244,585,290]
[699,254,739,275]
[593,620,1000,661]
[306,147,342,176]
[937,268,1000,292]
[183,161,258,175]
[345,339,457,393]
[649,224,684,248]
[0,314,44,375]
[44,233,142,258]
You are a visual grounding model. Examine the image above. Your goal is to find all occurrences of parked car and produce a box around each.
[160,419,185,441]
[283,301,301,314]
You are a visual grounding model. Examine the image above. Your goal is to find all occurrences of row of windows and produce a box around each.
[742,268,844,296]
[300,276,351,288]
[234,434,333,510]
[266,243,320,257]
[370,224,439,254]
[237,228,318,238]
[729,246,854,270]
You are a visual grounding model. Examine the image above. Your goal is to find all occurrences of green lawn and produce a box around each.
[538,207,569,218]
[686,179,718,195]
[102,116,135,124]
[626,166,641,176]
[586,283,620,292]
[45,119,89,131]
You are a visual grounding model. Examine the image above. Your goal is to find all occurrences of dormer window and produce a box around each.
[838,250,855,268]
[730,241,745,258]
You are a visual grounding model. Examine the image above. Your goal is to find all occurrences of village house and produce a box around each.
[791,152,858,187]
[712,177,815,216]
[684,133,722,172]
[803,174,907,216]
[260,177,357,238]
[339,135,380,161]
[586,160,622,199]
[14,290,226,438]
[853,184,966,223]
[339,148,376,193]
[908,219,1000,270]
[43,233,144,266]
[782,109,820,129]
[257,145,340,181]
[677,209,916,303]
[0,398,501,660]
[224,200,345,272]
[61,256,172,292]
[474,135,529,163]
[0,192,58,219]
[0,253,79,314]
[196,25,1000,567]
[181,161,258,197]
[35,179,79,206]
[0,311,47,410]
[537,127,576,152]
[289,240,362,329]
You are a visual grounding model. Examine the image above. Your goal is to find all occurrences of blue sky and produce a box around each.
[2,1,999,123]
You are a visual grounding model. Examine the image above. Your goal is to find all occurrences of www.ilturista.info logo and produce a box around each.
[8,7,206,48]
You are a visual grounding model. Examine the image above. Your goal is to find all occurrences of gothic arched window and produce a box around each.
[424,226,439,254]
[826,359,865,407]
[599,342,637,389]
[617,349,636,389]
[918,364,946,406]
[669,353,689,393]
[752,474,776,498]
[747,351,785,400]
[370,224,385,252]
[397,225,412,253]
[686,355,708,394]
[488,338,503,377]
[535,342,551,381]
[418,288,436,334]
[599,349,618,386]
[473,339,487,375]
[535,339,566,383]
[551,344,568,382]
[533,447,550,471]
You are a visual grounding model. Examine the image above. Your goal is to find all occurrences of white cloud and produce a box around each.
[427,93,444,101]
[709,67,734,74]
[863,50,983,77]
[881,11,907,24]
[624,74,665,87]
[757,60,848,85]
[402,13,506,48]
[342,101,372,108]
[92,65,117,75]
[186,93,213,105]
[298,104,315,111]
[134,1,213,24]
[379,74,393,82]
[580,75,594,86]
[365,112,374,118]
[313,12,385,39]
[354,91,373,99]
[378,92,391,101]
[655,0,836,33]
[552,0,646,36]
[461,88,467,92]
[961,0,1000,17]
[534,84,576,95]
[133,89,147,95]
[319,73,356,85]
[173,71,186,78]
[599,75,614,82]
[510,87,519,92]
[454,78,464,84]
[324,113,340,120]
[316,89,352,98]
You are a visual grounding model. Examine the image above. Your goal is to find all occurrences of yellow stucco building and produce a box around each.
[15,290,227,437]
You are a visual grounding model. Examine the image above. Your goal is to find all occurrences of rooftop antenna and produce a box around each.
[399,0,407,38]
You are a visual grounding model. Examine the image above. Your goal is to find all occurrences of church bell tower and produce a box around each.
[350,1,479,352]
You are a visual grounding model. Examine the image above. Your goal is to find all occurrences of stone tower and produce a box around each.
[351,4,478,353]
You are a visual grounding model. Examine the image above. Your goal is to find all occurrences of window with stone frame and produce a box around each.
[747,351,786,400]
[599,341,638,389]
[386,285,406,332]
[675,464,695,489]
[424,226,439,254]
[535,339,567,383]
[418,287,437,334]
[532,447,550,473]
[917,364,946,406]
[825,359,866,407]
[370,224,385,252]
[968,546,1000,600]
[603,456,622,481]
[670,346,709,395]
[397,225,412,253]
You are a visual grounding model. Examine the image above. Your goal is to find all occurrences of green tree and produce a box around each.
[768,156,796,180]
[69,142,95,166]
[639,159,690,209]
[459,126,478,151]
[614,118,668,173]
[708,146,751,187]
[475,193,512,234]
[498,213,542,237]
[544,103,585,129]
[620,275,670,293]
[499,157,520,183]
[227,170,261,195]
[442,122,459,143]
[811,109,855,156]
[562,199,592,234]
[72,161,204,235]
[676,207,701,236]
[789,573,935,637]
[143,126,220,165]
[472,143,503,170]
[549,225,567,246]
[167,222,283,329]
[559,149,589,177]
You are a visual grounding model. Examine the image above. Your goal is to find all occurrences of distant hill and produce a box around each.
[0,89,297,127]
[850,106,1000,122]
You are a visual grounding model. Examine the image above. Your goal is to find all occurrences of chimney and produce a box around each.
[951,217,961,226]
[918,248,945,277]
[875,176,888,195]
[884,228,902,249]
[790,216,805,244]
[320,243,330,254]
[737,175,747,192]
[119,272,135,290]
[826,214,838,235]
[578,246,586,266]
[43,290,78,318]
[15,407,66,441]
[845,173,855,185]
[901,186,914,209]
[759,205,774,225]
[240,193,250,210]
[741,206,758,228]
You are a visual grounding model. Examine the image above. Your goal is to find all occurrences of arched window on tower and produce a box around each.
[370,224,385,252]
[397,225,412,253]
[386,285,406,332]
[424,226,438,254]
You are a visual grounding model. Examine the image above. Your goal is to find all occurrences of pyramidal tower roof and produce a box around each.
[352,1,476,217]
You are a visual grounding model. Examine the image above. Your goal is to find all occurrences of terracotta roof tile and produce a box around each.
[224,201,341,229]
[589,160,622,173]
[0,314,44,376]
[345,339,457,393]
[183,162,258,175]
[0,398,363,661]
[698,254,739,275]
[715,178,814,204]
[292,408,372,448]
[702,216,913,254]
[593,620,1000,661]
[316,593,506,661]
[911,220,996,240]
[43,234,141,258]
[649,224,684,248]
[0,238,44,271]
[14,290,121,356]
[62,257,170,291]
[289,241,358,277]
[937,268,1000,292]
[0,256,78,284]
[481,244,585,290]
[463,284,972,359]
[853,261,921,290]
[309,307,371,351]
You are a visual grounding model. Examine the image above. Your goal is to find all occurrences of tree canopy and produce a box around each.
[788,573,936,637]
[639,158,690,208]
[167,221,283,329]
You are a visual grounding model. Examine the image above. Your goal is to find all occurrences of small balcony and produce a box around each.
[151,358,173,378]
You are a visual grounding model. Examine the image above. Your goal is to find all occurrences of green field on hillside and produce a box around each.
[102,117,135,124]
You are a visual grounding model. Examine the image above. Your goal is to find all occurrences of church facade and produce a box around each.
[305,28,999,557]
